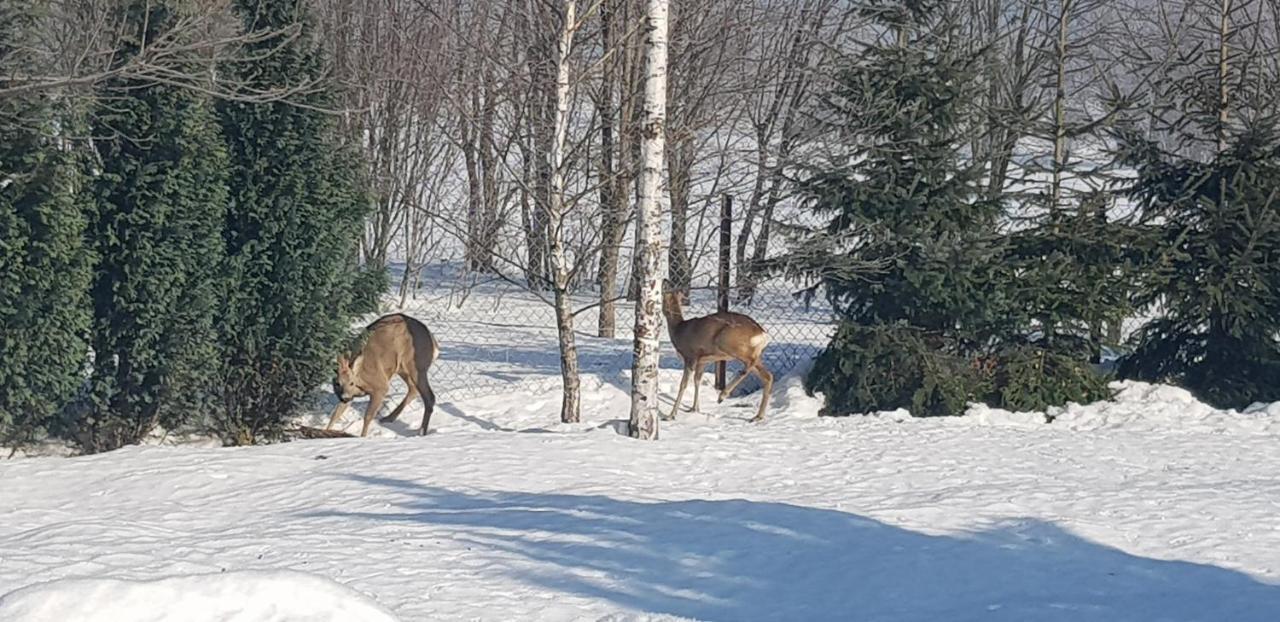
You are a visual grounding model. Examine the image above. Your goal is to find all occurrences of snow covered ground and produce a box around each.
[3,364,1280,621]
[0,570,399,622]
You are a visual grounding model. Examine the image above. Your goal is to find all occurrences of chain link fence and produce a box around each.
[382,211,836,402]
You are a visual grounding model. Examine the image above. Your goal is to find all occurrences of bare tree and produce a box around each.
[733,0,838,302]
[545,0,584,423]
[630,0,668,440]
[1,0,318,105]
[593,0,643,337]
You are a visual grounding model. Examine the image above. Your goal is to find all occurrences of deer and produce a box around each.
[327,313,440,437]
[662,288,773,423]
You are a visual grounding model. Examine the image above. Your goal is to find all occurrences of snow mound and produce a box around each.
[0,570,399,622]
[766,361,823,419]
[962,381,1280,433]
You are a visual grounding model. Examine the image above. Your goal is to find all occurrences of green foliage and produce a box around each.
[807,324,987,417]
[792,7,1002,416]
[347,264,389,316]
[81,0,230,453]
[1000,202,1138,351]
[793,3,1119,417]
[1116,128,1280,408]
[214,0,370,444]
[0,90,93,448]
[992,341,1111,413]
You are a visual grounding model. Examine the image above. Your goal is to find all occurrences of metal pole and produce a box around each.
[716,193,731,392]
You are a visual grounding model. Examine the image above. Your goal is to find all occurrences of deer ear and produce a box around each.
[337,354,349,372]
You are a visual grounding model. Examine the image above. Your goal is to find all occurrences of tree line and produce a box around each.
[4,0,1280,450]
[1,0,379,452]
[312,0,1280,423]
[795,0,1280,416]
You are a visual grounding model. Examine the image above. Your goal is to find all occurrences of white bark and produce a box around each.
[630,0,669,441]
[551,0,581,424]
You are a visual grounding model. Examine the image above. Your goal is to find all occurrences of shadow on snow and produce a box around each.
[304,476,1280,622]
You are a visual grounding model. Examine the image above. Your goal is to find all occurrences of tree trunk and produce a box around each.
[596,0,624,337]
[983,0,1033,202]
[667,136,693,292]
[1217,0,1233,152]
[630,0,667,440]
[1049,0,1073,226]
[477,63,501,273]
[549,0,581,424]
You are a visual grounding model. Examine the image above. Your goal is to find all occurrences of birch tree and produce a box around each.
[547,0,583,423]
[629,0,668,440]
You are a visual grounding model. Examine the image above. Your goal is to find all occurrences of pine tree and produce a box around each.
[993,203,1133,411]
[0,8,93,446]
[1117,128,1280,408]
[82,1,229,452]
[793,4,1002,417]
[216,0,370,443]
[1115,0,1280,409]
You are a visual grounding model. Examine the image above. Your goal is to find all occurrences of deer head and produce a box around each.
[333,354,365,403]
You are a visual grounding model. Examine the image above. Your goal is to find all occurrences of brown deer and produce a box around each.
[663,290,773,422]
[326,313,440,437]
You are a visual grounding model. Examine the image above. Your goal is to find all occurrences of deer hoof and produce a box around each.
[380,413,400,423]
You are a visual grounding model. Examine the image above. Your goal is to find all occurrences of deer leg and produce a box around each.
[665,365,692,421]
[749,363,774,423]
[416,374,436,436]
[325,401,351,431]
[360,388,387,438]
[690,357,707,413]
[719,363,753,402]
[381,382,418,423]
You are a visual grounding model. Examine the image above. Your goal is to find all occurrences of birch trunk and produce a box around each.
[630,0,668,440]
[550,0,581,424]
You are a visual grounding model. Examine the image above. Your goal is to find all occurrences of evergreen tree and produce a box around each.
[1117,128,1280,408]
[794,4,1002,417]
[0,2,94,448]
[82,0,229,452]
[993,202,1133,412]
[216,0,370,443]
[1114,0,1280,409]
[793,1,1123,416]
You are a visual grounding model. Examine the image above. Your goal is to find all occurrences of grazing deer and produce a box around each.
[327,313,440,437]
[663,290,773,422]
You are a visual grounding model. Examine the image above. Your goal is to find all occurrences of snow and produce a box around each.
[964,380,1280,434]
[0,570,399,622]
[4,363,1280,621]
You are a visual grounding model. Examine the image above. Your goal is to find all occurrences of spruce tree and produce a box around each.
[1114,0,1280,409]
[0,3,94,448]
[82,0,229,452]
[1117,129,1280,408]
[216,0,369,443]
[794,3,1002,416]
[993,203,1133,411]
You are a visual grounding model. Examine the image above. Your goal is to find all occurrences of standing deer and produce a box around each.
[663,290,773,422]
[327,313,440,437]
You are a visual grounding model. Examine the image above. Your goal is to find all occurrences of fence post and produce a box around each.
[716,193,732,392]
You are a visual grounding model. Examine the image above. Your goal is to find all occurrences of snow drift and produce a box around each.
[0,570,399,622]
[963,380,1280,433]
